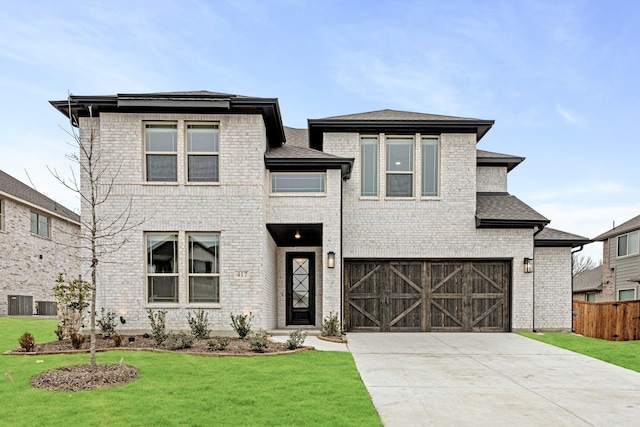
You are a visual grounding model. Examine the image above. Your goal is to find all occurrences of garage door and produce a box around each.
[344,260,510,332]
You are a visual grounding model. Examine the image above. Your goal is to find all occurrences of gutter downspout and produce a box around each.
[531,224,546,332]
[570,245,585,332]
[340,176,345,334]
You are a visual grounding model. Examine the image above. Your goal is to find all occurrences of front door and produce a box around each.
[286,252,315,325]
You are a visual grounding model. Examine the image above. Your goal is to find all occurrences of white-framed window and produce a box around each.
[146,233,179,303]
[385,136,414,197]
[360,136,378,197]
[145,123,177,182]
[617,231,639,257]
[30,211,50,238]
[187,123,219,183]
[188,233,220,303]
[421,136,439,197]
[618,288,636,301]
[586,292,596,302]
[0,199,4,231]
[271,172,325,193]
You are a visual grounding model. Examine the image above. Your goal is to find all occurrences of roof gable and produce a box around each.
[594,214,640,241]
[476,149,524,172]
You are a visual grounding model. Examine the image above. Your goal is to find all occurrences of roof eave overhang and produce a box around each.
[264,157,354,179]
[307,119,494,150]
[477,156,525,172]
[475,217,550,229]
[535,239,593,248]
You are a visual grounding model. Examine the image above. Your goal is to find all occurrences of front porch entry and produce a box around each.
[286,252,315,325]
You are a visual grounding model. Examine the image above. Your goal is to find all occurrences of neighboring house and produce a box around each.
[0,170,80,315]
[573,265,603,301]
[50,91,589,332]
[594,214,640,301]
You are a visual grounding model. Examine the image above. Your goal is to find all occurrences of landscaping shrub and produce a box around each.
[187,309,211,339]
[249,329,268,352]
[208,336,230,351]
[18,332,35,352]
[97,308,117,338]
[321,311,342,337]
[285,329,307,350]
[52,273,91,338]
[112,332,123,347]
[230,312,253,339]
[147,309,167,345]
[70,332,85,349]
[164,332,194,350]
[54,324,65,341]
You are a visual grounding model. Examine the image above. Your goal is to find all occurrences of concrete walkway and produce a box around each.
[347,333,640,427]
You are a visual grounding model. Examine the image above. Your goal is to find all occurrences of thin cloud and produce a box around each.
[556,105,586,126]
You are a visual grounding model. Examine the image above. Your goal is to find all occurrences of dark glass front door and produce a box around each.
[286,252,315,325]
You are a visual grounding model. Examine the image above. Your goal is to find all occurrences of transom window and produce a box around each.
[146,233,178,303]
[617,231,639,257]
[30,211,50,238]
[145,124,177,182]
[188,233,220,303]
[618,288,636,301]
[187,124,219,183]
[386,137,414,197]
[360,136,378,196]
[421,137,439,197]
[271,172,325,193]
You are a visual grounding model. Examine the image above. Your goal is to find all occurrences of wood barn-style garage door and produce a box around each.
[344,260,511,332]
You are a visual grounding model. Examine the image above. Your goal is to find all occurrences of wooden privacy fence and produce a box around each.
[573,300,640,341]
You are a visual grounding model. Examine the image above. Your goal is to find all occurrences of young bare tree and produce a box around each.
[50,95,142,369]
[572,253,602,276]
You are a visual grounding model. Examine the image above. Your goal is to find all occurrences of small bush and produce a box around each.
[112,332,123,347]
[249,329,268,352]
[97,308,117,338]
[285,329,307,350]
[187,309,211,339]
[164,332,194,350]
[321,311,342,337]
[230,312,253,339]
[147,309,167,345]
[19,332,35,352]
[208,336,230,351]
[54,324,65,341]
[70,332,85,349]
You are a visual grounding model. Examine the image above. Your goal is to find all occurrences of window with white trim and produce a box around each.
[146,233,179,303]
[187,123,219,182]
[0,199,4,231]
[145,124,177,182]
[618,288,636,301]
[188,233,220,303]
[360,136,378,196]
[617,231,639,257]
[30,211,50,238]
[421,136,439,197]
[386,137,414,197]
[271,172,325,193]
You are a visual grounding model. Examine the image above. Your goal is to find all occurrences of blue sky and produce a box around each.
[2,0,639,261]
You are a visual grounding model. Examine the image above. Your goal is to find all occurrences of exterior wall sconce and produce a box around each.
[524,257,533,274]
[120,316,126,324]
[327,251,336,268]
[294,231,301,239]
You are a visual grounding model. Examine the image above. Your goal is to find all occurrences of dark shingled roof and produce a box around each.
[476,149,524,171]
[573,265,603,293]
[476,193,549,228]
[318,109,484,121]
[265,144,354,178]
[265,144,346,160]
[0,170,79,222]
[594,214,640,241]
[535,227,592,248]
[283,126,309,147]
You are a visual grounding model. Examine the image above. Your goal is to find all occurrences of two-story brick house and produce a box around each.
[50,91,589,332]
[0,170,80,315]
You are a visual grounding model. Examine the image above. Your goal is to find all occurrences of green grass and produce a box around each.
[520,331,640,372]
[0,317,381,427]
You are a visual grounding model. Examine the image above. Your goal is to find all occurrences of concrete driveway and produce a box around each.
[347,333,640,427]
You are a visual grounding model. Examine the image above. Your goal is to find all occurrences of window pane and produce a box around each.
[148,276,178,302]
[619,235,628,256]
[147,234,178,273]
[421,137,439,196]
[619,289,636,301]
[188,125,218,152]
[386,138,413,172]
[146,125,177,151]
[361,137,378,196]
[189,276,219,303]
[586,293,596,302]
[629,231,639,255]
[188,155,219,182]
[146,154,177,181]
[39,215,49,237]
[386,174,413,197]
[271,173,325,192]
[30,212,38,234]
[189,234,219,274]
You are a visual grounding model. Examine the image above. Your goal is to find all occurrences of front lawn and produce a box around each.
[520,331,640,372]
[0,317,381,427]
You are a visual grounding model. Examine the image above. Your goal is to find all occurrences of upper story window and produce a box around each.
[421,137,439,197]
[188,233,220,303]
[0,199,4,231]
[271,172,325,193]
[617,231,639,257]
[30,211,50,238]
[146,233,179,303]
[187,124,219,183]
[145,124,177,182]
[360,136,378,197]
[386,137,414,197]
[618,288,636,301]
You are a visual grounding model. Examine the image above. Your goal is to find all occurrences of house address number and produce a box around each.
[235,271,250,279]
